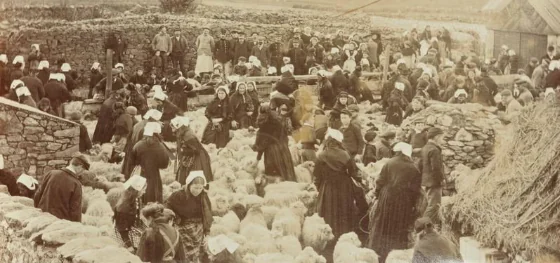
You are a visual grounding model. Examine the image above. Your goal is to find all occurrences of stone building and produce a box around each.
[0,97,80,181]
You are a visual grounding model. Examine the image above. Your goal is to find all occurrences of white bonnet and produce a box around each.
[186,170,207,186]
[393,142,412,158]
[326,128,344,143]
[17,174,39,191]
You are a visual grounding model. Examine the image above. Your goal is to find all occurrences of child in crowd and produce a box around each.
[362,128,377,166]
[186,71,202,90]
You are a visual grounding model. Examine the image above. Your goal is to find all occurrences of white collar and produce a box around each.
[65,165,76,174]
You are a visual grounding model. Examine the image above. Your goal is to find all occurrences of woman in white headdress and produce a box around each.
[172,116,213,185]
[16,173,39,198]
[14,86,37,108]
[89,62,103,99]
[201,86,231,148]
[10,55,25,82]
[367,142,422,263]
[37,60,50,85]
[28,44,43,73]
[113,174,147,251]
[314,128,367,262]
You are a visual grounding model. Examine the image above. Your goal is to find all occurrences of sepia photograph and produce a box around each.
[0,0,559,262]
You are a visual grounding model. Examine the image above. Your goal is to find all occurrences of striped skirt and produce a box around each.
[177,219,205,262]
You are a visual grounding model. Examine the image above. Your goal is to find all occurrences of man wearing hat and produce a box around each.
[171,29,188,75]
[419,127,445,226]
[34,154,91,222]
[214,29,233,77]
[412,217,462,263]
[268,35,284,76]
[375,131,396,160]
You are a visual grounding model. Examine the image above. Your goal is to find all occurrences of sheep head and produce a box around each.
[300,161,315,174]
[289,201,308,218]
[338,232,361,247]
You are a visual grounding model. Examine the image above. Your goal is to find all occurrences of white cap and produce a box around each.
[267,67,277,75]
[326,128,344,143]
[15,86,31,97]
[549,60,560,71]
[282,57,291,63]
[153,90,168,101]
[454,89,468,98]
[17,174,39,191]
[186,170,207,186]
[171,116,190,129]
[331,47,339,54]
[143,122,161,136]
[248,56,258,63]
[143,109,163,121]
[245,62,253,69]
[253,60,261,68]
[151,85,163,94]
[38,60,49,70]
[60,63,71,72]
[217,85,230,95]
[10,79,24,90]
[332,65,342,72]
[395,82,405,91]
[49,73,58,80]
[0,154,4,169]
[12,55,24,65]
[123,174,147,192]
[317,70,328,77]
[115,63,124,69]
[0,54,7,64]
[91,62,100,70]
[31,44,40,52]
[393,142,412,158]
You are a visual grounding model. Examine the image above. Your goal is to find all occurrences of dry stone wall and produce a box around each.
[400,102,503,173]
[0,193,140,263]
[0,97,79,181]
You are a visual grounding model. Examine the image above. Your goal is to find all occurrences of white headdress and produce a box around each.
[267,67,277,75]
[153,90,168,101]
[395,82,405,91]
[38,60,49,70]
[115,63,124,69]
[454,89,468,98]
[326,128,344,143]
[12,55,24,65]
[10,80,24,90]
[123,174,147,192]
[217,85,230,95]
[143,122,162,137]
[331,48,340,54]
[171,116,190,129]
[186,170,207,186]
[393,142,412,158]
[16,174,39,191]
[143,109,163,121]
[332,65,342,72]
[91,62,100,70]
[15,86,31,97]
[0,54,7,64]
[60,63,71,72]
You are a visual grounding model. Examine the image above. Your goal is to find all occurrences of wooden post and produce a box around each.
[105,49,113,99]
[380,45,391,89]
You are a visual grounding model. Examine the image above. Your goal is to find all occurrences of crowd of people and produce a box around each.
[1,23,560,263]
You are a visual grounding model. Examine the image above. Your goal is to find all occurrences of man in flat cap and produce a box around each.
[419,127,445,226]
[34,154,91,222]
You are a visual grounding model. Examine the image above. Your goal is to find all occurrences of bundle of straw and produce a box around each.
[448,103,560,257]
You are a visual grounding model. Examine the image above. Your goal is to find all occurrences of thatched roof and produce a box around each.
[448,103,560,258]
[483,0,560,34]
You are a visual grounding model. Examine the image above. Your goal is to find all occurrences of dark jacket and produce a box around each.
[63,72,76,92]
[233,41,251,65]
[374,138,393,160]
[137,218,186,263]
[251,45,270,67]
[342,123,365,156]
[78,123,93,153]
[43,80,71,116]
[170,35,188,56]
[21,76,45,102]
[131,138,170,203]
[214,38,233,63]
[419,141,445,187]
[165,190,213,233]
[362,144,376,166]
[0,169,19,196]
[129,74,147,86]
[37,69,50,86]
[34,168,82,222]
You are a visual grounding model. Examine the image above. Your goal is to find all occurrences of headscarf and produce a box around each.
[454,89,468,98]
[143,109,163,121]
[326,128,343,143]
[12,55,24,65]
[60,63,71,72]
[186,170,207,186]
[123,174,147,192]
[331,47,339,54]
[393,142,412,158]
[216,85,229,96]
[15,86,31,97]
[268,67,277,75]
[115,63,124,69]
[91,62,100,70]
[395,82,405,91]
[16,174,39,191]
[143,122,162,137]
[38,60,49,70]
[10,80,24,90]
[281,65,294,74]
[0,54,7,64]
[332,65,342,72]
[171,116,190,129]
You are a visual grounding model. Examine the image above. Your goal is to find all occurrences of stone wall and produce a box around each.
[400,102,503,173]
[0,193,140,263]
[0,97,79,181]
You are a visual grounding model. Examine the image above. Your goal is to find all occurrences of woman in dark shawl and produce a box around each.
[165,171,213,262]
[229,82,255,130]
[167,70,192,112]
[172,116,213,185]
[314,128,365,262]
[152,86,184,142]
[137,203,186,263]
[92,89,125,144]
[121,109,162,179]
[201,86,232,149]
[246,81,260,127]
[367,142,422,263]
[130,122,170,204]
[385,82,409,126]
[252,103,297,183]
[126,83,148,116]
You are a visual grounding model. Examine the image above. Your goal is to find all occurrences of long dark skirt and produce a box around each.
[168,92,189,112]
[263,142,297,181]
[177,220,205,262]
[201,122,230,149]
[367,186,416,260]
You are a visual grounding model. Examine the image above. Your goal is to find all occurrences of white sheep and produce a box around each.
[235,170,254,180]
[295,161,315,183]
[208,173,236,194]
[294,247,327,263]
[213,167,236,182]
[302,213,335,253]
[217,148,235,160]
[82,214,112,228]
[261,205,280,229]
[209,193,231,217]
[242,195,264,210]
[218,210,241,233]
[209,223,230,237]
[85,199,113,218]
[385,249,414,263]
[271,201,307,239]
[333,232,379,263]
[234,179,257,195]
[240,206,267,231]
[105,187,125,211]
[263,191,300,208]
[239,224,279,256]
[274,235,302,257]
